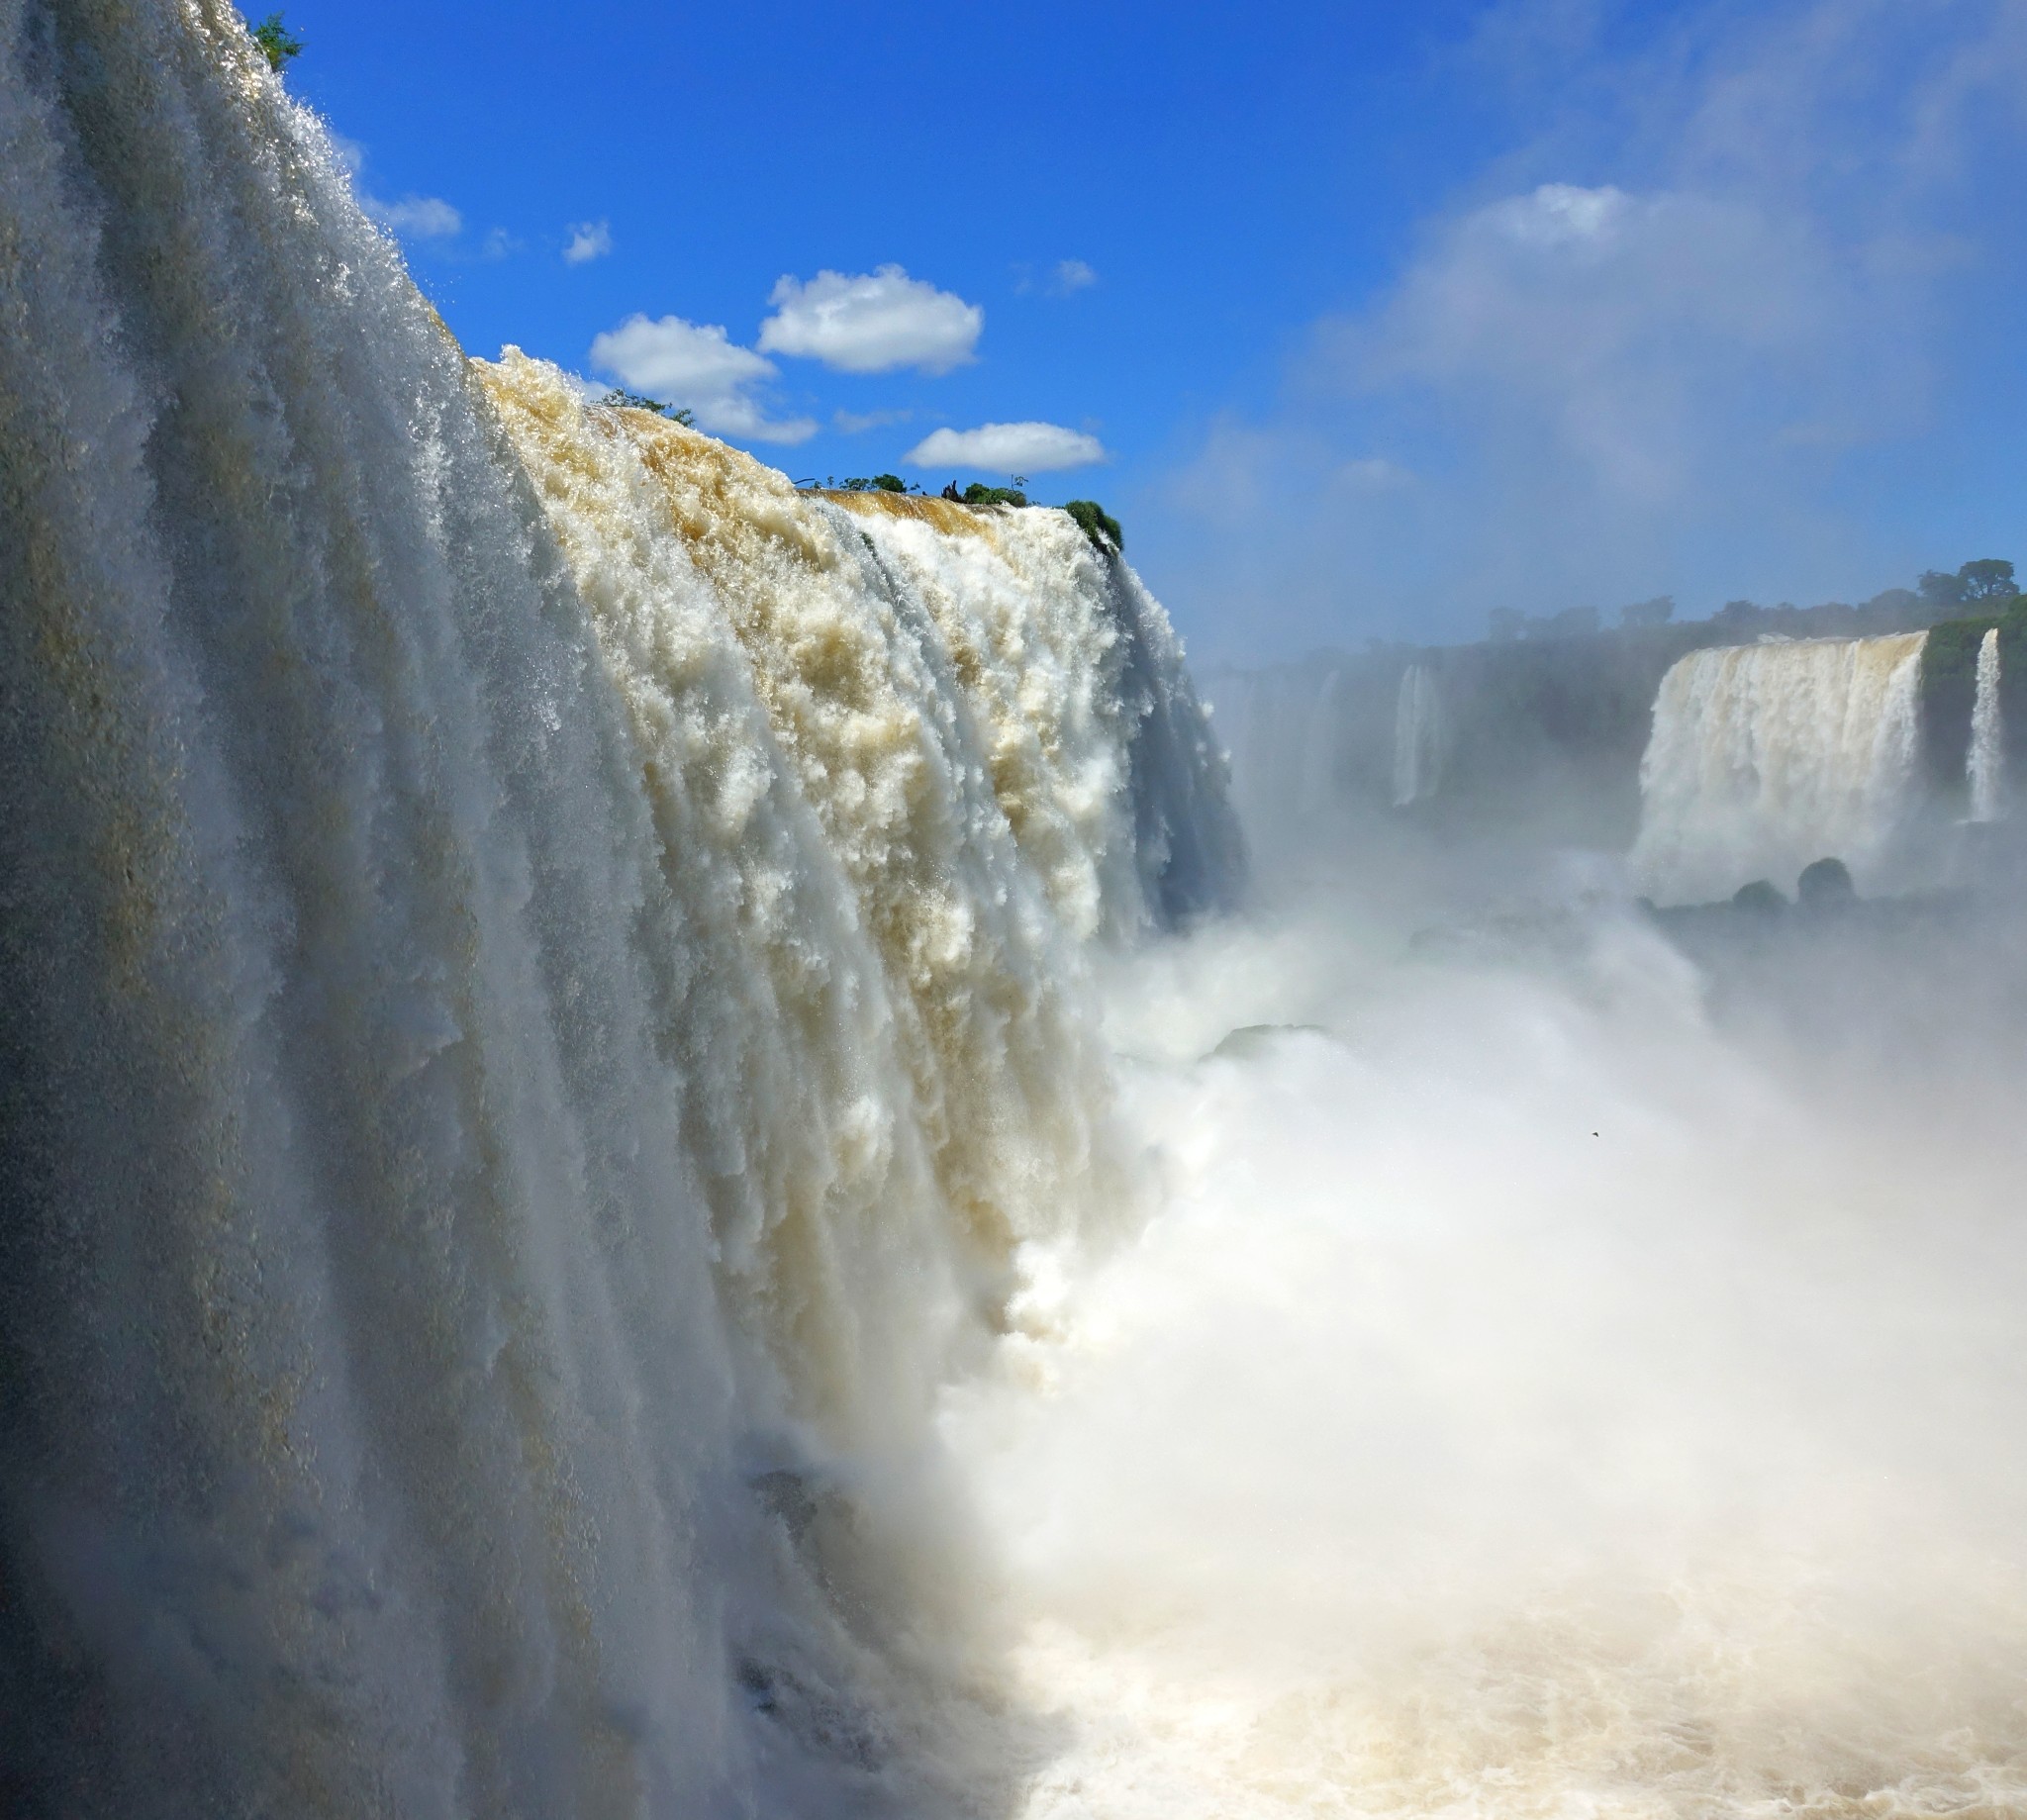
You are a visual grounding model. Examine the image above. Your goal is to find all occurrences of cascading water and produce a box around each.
[1630,633,1926,904]
[1969,626,2004,823]
[0,5,1239,1812]
[1390,662,1442,809]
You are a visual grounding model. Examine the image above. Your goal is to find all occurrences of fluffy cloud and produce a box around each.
[563,221,613,264]
[588,314,817,444]
[759,265,982,373]
[1051,257,1098,295]
[905,422,1106,472]
[364,193,462,239]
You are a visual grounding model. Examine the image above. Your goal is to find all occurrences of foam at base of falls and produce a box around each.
[946,909,2027,1820]
[1631,634,1927,904]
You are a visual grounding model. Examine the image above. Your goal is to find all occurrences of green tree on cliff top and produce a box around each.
[251,12,303,71]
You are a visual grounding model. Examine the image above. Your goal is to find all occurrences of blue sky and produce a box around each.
[291,0,2027,664]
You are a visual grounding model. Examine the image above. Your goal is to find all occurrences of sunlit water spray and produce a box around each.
[8,5,2027,1817]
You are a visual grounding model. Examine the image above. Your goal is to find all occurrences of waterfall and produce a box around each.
[1630,633,1926,904]
[1206,664,1321,862]
[0,4,1239,1811]
[1297,664,1345,814]
[1969,626,2005,823]
[1391,663,1443,808]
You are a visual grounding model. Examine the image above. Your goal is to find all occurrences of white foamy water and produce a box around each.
[1970,627,2004,824]
[1631,634,1927,903]
[0,5,1234,1809]
[945,913,2027,1820]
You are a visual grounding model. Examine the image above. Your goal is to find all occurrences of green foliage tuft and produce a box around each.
[251,11,303,70]
[600,389,694,426]
[960,482,1028,508]
[1063,499,1121,552]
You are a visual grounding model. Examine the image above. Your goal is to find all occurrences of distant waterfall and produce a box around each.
[1301,666,1347,812]
[1631,634,1926,904]
[1391,663,1443,808]
[1208,663,1337,864]
[1969,627,2005,823]
[0,5,1240,1810]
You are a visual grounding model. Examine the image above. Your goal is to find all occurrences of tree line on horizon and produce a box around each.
[1482,558,2017,649]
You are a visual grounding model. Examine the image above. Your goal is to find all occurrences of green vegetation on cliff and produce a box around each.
[1918,576,2027,796]
[1918,614,1999,791]
[251,11,302,70]
[600,389,695,426]
[1064,499,1122,553]
[1916,561,2024,795]
[962,483,1029,508]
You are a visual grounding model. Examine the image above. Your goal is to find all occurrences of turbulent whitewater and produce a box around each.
[1631,633,1926,904]
[0,4,1238,1811]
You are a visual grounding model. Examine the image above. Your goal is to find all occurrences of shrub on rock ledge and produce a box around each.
[1065,499,1121,553]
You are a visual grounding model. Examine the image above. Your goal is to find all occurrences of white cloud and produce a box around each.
[905,422,1107,473]
[365,194,463,239]
[759,265,983,373]
[1051,257,1099,294]
[588,313,818,444]
[564,221,613,265]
